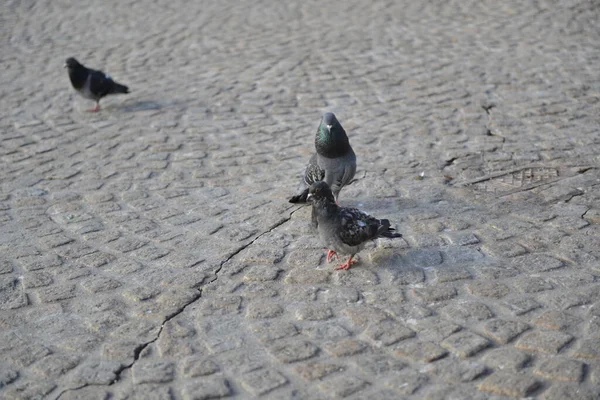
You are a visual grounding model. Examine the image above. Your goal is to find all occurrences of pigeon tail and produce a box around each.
[289,188,309,203]
[111,82,129,94]
[378,219,402,238]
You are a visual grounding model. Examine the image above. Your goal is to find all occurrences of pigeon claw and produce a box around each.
[335,255,355,271]
[87,103,100,112]
[326,250,337,263]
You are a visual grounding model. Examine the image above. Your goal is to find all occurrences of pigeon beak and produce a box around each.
[63,63,68,68]
[326,124,332,131]
[306,193,313,202]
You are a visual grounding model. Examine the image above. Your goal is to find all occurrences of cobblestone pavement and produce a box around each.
[1,0,599,398]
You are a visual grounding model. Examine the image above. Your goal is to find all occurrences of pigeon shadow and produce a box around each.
[120,100,163,112]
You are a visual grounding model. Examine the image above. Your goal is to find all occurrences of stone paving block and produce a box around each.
[241,368,288,396]
[284,268,331,284]
[354,354,406,376]
[512,253,564,273]
[322,286,360,304]
[412,284,457,302]
[243,264,281,282]
[441,231,480,246]
[514,276,554,293]
[384,370,429,395]
[295,361,344,381]
[441,331,490,358]
[540,384,600,400]
[268,339,319,363]
[387,302,434,320]
[215,348,264,374]
[182,357,220,378]
[250,321,298,343]
[427,358,488,383]
[303,322,351,340]
[9,343,52,367]
[295,304,333,321]
[516,330,574,354]
[132,360,175,384]
[1,377,56,399]
[481,242,528,258]
[60,386,110,400]
[501,296,542,316]
[181,377,232,400]
[0,260,14,275]
[0,363,19,387]
[466,281,510,298]
[199,296,241,316]
[477,264,520,280]
[481,318,530,344]
[572,339,600,360]
[245,301,283,319]
[389,265,427,285]
[0,277,28,310]
[440,301,493,323]
[22,271,53,288]
[585,315,600,340]
[81,275,122,293]
[70,359,122,385]
[362,286,405,306]
[101,340,139,362]
[434,266,472,283]
[342,306,389,330]
[363,319,415,346]
[394,340,448,362]
[31,353,80,378]
[481,347,531,371]
[333,268,380,286]
[319,374,370,398]
[533,357,584,382]
[36,283,76,303]
[533,310,581,331]
[477,371,540,397]
[324,338,368,357]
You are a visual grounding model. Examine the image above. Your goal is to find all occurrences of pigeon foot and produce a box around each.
[87,103,100,112]
[326,250,337,263]
[335,255,355,270]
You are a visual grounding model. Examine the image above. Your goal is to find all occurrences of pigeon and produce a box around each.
[289,112,356,203]
[308,181,402,270]
[64,57,129,112]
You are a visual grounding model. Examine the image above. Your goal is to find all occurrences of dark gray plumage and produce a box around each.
[308,181,402,270]
[289,112,356,203]
[64,57,129,112]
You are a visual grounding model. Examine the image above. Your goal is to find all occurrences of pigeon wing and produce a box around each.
[88,69,115,98]
[337,208,380,247]
[303,153,325,186]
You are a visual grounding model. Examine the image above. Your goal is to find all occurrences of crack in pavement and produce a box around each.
[581,208,591,220]
[53,203,303,400]
[563,189,585,203]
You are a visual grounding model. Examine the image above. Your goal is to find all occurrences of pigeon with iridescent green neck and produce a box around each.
[289,112,356,203]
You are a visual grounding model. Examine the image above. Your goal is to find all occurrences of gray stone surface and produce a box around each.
[1,0,599,398]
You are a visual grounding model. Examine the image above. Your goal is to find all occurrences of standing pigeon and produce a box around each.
[64,57,129,112]
[289,112,356,203]
[308,181,402,270]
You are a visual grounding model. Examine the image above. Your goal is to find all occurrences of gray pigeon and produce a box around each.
[289,112,356,203]
[308,181,402,270]
[64,57,129,112]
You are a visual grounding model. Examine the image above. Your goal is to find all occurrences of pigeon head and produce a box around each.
[64,57,82,69]
[321,112,339,132]
[307,181,336,203]
[315,112,351,158]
